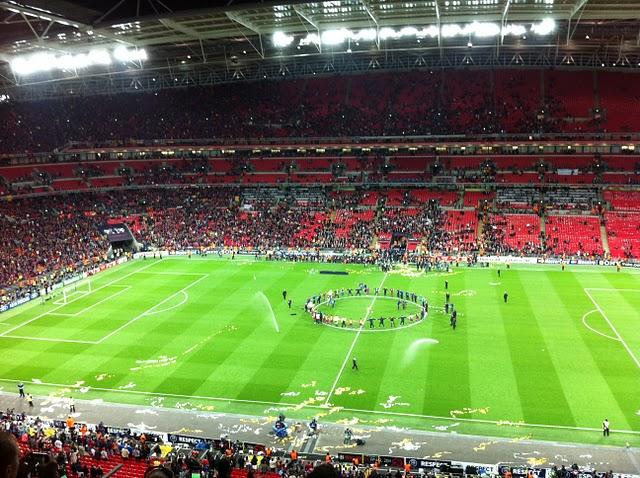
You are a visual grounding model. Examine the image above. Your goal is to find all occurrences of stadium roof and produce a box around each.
[0,0,639,98]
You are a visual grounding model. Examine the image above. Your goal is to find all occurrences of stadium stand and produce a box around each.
[4,165,640,305]
[604,190,640,211]
[482,214,544,255]
[604,212,640,259]
[1,408,620,478]
[544,215,604,256]
[4,0,640,469]
[3,69,640,154]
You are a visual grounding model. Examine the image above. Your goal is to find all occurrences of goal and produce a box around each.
[48,278,92,305]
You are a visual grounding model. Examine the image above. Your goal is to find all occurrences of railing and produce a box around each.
[61,131,640,150]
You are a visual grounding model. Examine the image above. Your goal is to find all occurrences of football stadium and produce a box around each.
[1,0,640,477]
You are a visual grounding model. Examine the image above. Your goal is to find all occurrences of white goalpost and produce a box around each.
[47,278,92,305]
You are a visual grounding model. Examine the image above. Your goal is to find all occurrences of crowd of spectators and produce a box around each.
[480,214,546,256]
[0,181,623,307]
[2,69,632,154]
[0,409,619,478]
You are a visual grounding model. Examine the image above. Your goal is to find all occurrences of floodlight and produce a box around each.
[113,46,147,62]
[441,24,463,37]
[272,31,294,47]
[503,24,527,36]
[299,33,320,46]
[531,18,555,35]
[468,22,500,37]
[378,27,397,40]
[399,27,418,37]
[355,28,377,41]
[321,29,350,45]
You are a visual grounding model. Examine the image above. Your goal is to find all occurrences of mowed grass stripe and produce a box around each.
[359,275,433,415]
[0,259,158,330]
[246,264,367,400]
[232,266,364,403]
[590,285,640,356]
[548,271,636,432]
[34,260,229,393]
[502,271,576,426]
[100,262,253,396]
[3,258,640,444]
[150,263,297,399]
[465,269,525,423]
[419,271,473,418]
[146,261,303,399]
[533,271,631,431]
[211,262,329,399]
[572,276,640,431]
[334,273,410,411]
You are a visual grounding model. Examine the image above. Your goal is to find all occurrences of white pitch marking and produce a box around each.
[314,295,440,333]
[0,259,163,338]
[581,309,620,342]
[95,274,209,344]
[0,378,292,408]
[583,288,640,292]
[324,273,388,406]
[583,288,640,369]
[53,290,88,305]
[1,336,98,344]
[54,285,132,318]
[2,377,640,436]
[144,291,189,316]
[322,319,424,333]
[133,271,210,276]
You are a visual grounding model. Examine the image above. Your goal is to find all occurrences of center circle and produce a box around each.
[313,295,425,332]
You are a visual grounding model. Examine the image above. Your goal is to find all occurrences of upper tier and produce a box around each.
[2,69,640,154]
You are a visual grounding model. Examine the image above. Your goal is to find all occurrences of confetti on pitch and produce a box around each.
[390,438,427,452]
[380,395,411,409]
[449,407,489,418]
[473,440,499,452]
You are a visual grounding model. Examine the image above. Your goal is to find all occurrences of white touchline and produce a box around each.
[0,259,163,338]
[583,288,640,369]
[132,271,211,276]
[2,377,640,436]
[583,288,640,292]
[1,336,98,344]
[95,274,209,344]
[324,272,388,405]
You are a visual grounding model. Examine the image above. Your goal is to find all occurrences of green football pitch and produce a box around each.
[1,257,639,446]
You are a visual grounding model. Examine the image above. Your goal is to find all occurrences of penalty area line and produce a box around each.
[95,274,209,344]
[0,259,163,339]
[324,272,388,406]
[583,288,640,370]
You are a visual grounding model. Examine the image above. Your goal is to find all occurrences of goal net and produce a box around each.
[47,278,92,305]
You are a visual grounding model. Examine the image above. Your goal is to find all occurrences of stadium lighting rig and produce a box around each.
[274,18,555,47]
[9,46,148,76]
